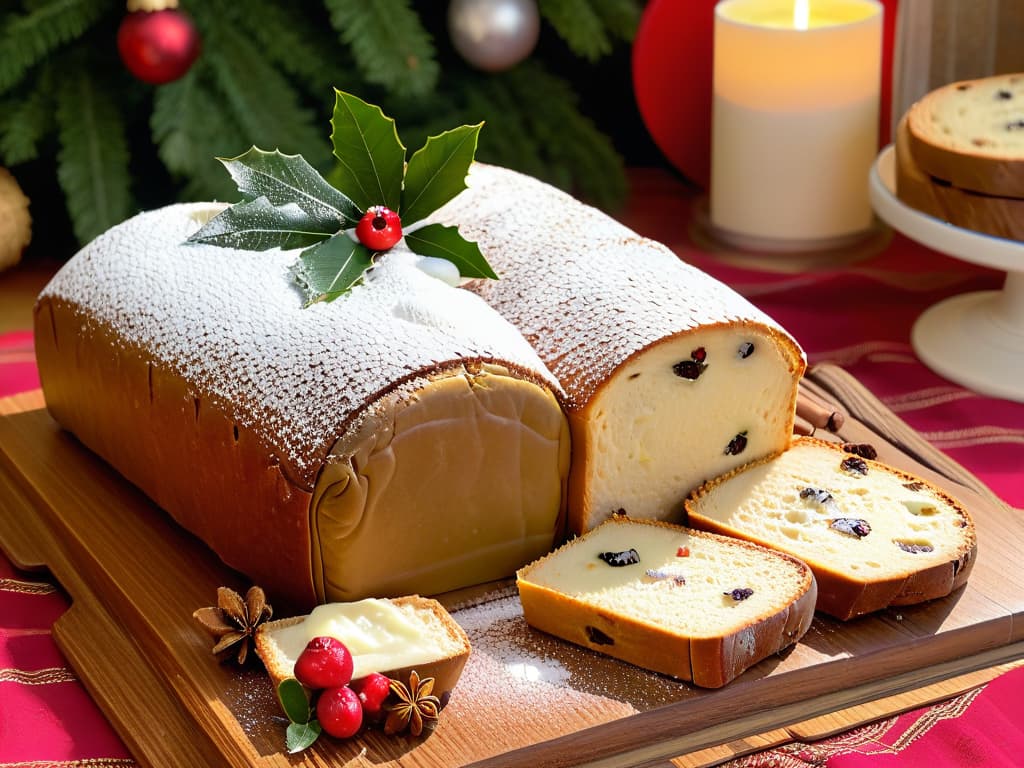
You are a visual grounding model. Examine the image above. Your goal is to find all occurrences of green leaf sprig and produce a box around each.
[186,89,496,305]
[277,677,322,753]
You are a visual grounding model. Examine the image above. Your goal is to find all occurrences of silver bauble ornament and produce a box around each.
[448,0,540,72]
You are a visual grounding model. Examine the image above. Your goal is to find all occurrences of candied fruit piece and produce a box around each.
[737,341,755,359]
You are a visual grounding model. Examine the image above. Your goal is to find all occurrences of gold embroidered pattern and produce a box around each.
[0,667,77,685]
[0,578,57,595]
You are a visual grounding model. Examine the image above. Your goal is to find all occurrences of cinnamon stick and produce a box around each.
[796,398,845,433]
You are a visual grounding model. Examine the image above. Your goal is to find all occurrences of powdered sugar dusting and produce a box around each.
[437,164,801,406]
[40,203,560,487]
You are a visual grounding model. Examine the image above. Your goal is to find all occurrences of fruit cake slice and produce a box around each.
[517,516,817,688]
[685,437,976,620]
[906,73,1024,198]
[435,164,805,534]
[35,203,570,608]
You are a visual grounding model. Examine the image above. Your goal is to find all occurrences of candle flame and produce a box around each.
[794,0,810,29]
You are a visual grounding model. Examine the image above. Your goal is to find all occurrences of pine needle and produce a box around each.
[324,0,439,98]
[56,67,132,243]
[0,0,105,95]
[0,65,54,165]
[202,20,331,170]
[538,0,612,62]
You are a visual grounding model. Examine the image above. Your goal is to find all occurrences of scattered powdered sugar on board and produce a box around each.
[448,586,689,721]
[40,203,561,487]
[436,164,803,406]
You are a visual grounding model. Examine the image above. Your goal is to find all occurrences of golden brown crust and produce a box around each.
[516,518,816,688]
[34,296,319,607]
[684,437,977,621]
[254,596,471,700]
[895,116,1024,241]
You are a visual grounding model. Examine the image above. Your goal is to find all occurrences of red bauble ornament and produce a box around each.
[118,7,201,85]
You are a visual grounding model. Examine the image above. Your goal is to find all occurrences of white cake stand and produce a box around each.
[869,146,1024,403]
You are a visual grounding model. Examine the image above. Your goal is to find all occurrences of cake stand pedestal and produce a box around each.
[869,146,1024,403]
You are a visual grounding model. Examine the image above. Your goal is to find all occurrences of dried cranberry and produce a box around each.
[724,431,748,455]
[598,548,640,567]
[725,588,754,601]
[672,360,704,380]
[691,347,707,363]
[841,442,878,460]
[840,456,868,476]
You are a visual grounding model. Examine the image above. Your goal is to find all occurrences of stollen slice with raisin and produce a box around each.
[684,437,976,620]
[517,515,817,688]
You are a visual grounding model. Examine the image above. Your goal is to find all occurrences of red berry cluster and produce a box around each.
[293,636,391,738]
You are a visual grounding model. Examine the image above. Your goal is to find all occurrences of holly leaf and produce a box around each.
[330,90,405,212]
[276,678,311,724]
[285,720,322,754]
[405,223,498,280]
[219,147,361,230]
[187,197,333,251]
[400,123,483,227]
[291,233,374,305]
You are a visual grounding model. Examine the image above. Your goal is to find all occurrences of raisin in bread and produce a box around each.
[435,164,805,534]
[35,203,570,608]
[255,596,470,701]
[896,114,1024,240]
[906,73,1024,198]
[684,437,976,620]
[516,516,816,688]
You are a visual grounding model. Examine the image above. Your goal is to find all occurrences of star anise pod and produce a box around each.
[384,670,440,737]
[192,586,272,665]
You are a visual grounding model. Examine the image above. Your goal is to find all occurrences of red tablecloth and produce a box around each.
[1,174,1022,766]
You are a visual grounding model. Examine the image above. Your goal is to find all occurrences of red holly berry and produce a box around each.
[350,672,391,721]
[355,206,402,251]
[293,636,354,690]
[316,685,363,739]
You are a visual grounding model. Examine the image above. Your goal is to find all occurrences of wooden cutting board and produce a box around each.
[1,365,1022,768]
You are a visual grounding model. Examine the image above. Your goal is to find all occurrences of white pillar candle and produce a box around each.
[710,0,883,247]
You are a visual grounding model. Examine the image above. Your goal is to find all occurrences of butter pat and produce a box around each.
[264,597,470,682]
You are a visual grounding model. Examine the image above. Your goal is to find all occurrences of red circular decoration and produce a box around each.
[117,8,201,85]
[632,0,899,190]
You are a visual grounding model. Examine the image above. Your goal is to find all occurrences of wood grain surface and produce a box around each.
[0,366,1022,768]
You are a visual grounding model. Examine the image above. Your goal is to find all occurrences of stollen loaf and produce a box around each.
[685,438,976,620]
[437,165,806,534]
[34,203,571,608]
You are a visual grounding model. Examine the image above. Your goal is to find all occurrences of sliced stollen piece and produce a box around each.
[895,114,1024,241]
[434,164,805,534]
[516,516,817,688]
[34,203,571,608]
[906,73,1024,198]
[255,596,471,702]
[685,437,976,621]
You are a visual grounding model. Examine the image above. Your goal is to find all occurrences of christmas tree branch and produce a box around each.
[324,0,439,98]
[56,64,132,243]
[538,0,613,62]
[0,0,105,94]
